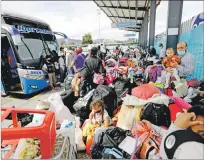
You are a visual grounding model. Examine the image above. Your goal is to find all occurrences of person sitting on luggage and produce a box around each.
[43,55,56,91]
[142,105,204,159]
[82,100,111,143]
[184,78,201,104]
[161,48,181,88]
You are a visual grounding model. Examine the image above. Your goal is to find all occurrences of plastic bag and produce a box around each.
[47,93,75,123]
[75,127,86,151]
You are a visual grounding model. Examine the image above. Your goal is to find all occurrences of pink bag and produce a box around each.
[170,96,191,110]
[93,73,104,84]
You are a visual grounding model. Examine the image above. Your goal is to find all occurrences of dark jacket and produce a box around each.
[79,56,105,78]
[150,48,157,56]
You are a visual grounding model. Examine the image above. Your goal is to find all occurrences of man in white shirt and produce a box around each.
[66,47,74,75]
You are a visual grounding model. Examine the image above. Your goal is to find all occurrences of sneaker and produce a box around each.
[60,83,64,87]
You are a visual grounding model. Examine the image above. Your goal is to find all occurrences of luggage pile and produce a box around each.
[58,46,204,159]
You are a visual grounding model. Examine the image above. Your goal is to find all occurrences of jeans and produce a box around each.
[66,67,74,76]
[60,68,66,83]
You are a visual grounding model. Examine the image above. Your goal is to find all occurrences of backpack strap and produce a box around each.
[164,130,204,159]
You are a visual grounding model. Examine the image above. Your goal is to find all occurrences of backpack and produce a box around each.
[164,130,204,159]
[92,85,117,117]
[149,66,164,83]
[141,103,171,128]
[102,127,131,147]
[64,75,74,90]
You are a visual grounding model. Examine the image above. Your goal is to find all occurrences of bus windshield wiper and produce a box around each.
[21,38,34,59]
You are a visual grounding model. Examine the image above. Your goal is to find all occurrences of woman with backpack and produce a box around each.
[71,47,105,97]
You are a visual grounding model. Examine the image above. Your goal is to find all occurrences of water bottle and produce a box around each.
[61,120,73,129]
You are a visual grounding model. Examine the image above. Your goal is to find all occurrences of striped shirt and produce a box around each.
[177,53,194,77]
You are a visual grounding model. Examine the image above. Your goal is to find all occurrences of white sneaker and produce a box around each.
[60,83,64,87]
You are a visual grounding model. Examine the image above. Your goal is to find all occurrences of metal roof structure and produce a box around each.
[94,0,161,32]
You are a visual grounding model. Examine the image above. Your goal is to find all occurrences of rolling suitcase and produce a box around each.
[60,89,77,113]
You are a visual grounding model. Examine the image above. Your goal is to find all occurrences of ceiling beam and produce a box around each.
[126,27,141,30]
[108,16,144,20]
[125,29,140,32]
[99,6,147,11]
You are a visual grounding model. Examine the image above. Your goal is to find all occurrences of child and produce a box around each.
[82,100,111,139]
[184,78,201,103]
[161,48,181,88]
[43,55,56,91]
[127,59,144,83]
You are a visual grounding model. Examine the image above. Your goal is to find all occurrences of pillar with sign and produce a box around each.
[166,0,183,51]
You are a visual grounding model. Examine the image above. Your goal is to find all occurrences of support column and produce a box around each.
[149,0,156,48]
[166,0,183,51]
[141,22,145,48]
[143,11,148,48]
[139,31,141,45]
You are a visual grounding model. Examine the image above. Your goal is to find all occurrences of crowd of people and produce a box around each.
[42,41,203,159]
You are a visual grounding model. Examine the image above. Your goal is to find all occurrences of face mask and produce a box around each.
[177,50,186,56]
[94,110,101,114]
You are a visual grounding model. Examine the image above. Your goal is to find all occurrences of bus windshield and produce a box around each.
[3,16,59,64]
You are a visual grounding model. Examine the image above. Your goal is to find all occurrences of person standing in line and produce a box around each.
[43,55,56,91]
[66,47,74,75]
[159,43,166,59]
[58,47,66,86]
[71,46,85,73]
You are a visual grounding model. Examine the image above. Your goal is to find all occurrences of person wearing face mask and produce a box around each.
[159,43,166,59]
[170,42,195,77]
[82,100,111,146]
[43,55,56,91]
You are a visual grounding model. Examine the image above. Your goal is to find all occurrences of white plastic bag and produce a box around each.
[75,127,85,151]
[47,93,75,123]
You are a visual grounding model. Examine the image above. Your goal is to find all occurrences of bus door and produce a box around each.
[1,26,23,95]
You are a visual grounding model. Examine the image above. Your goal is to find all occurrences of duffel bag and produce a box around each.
[92,85,117,117]
[114,79,130,97]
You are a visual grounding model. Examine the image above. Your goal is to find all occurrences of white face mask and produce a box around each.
[177,50,186,56]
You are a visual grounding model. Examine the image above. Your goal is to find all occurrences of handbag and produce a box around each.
[93,73,104,85]
[86,59,104,85]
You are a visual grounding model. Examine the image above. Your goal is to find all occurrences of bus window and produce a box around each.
[3,17,48,61]
[37,23,59,57]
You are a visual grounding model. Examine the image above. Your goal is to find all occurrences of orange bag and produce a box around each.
[86,134,94,155]
[132,122,162,159]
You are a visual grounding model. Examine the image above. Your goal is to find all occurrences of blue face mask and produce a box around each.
[177,50,186,56]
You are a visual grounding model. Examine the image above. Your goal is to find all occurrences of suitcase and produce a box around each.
[60,90,77,113]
